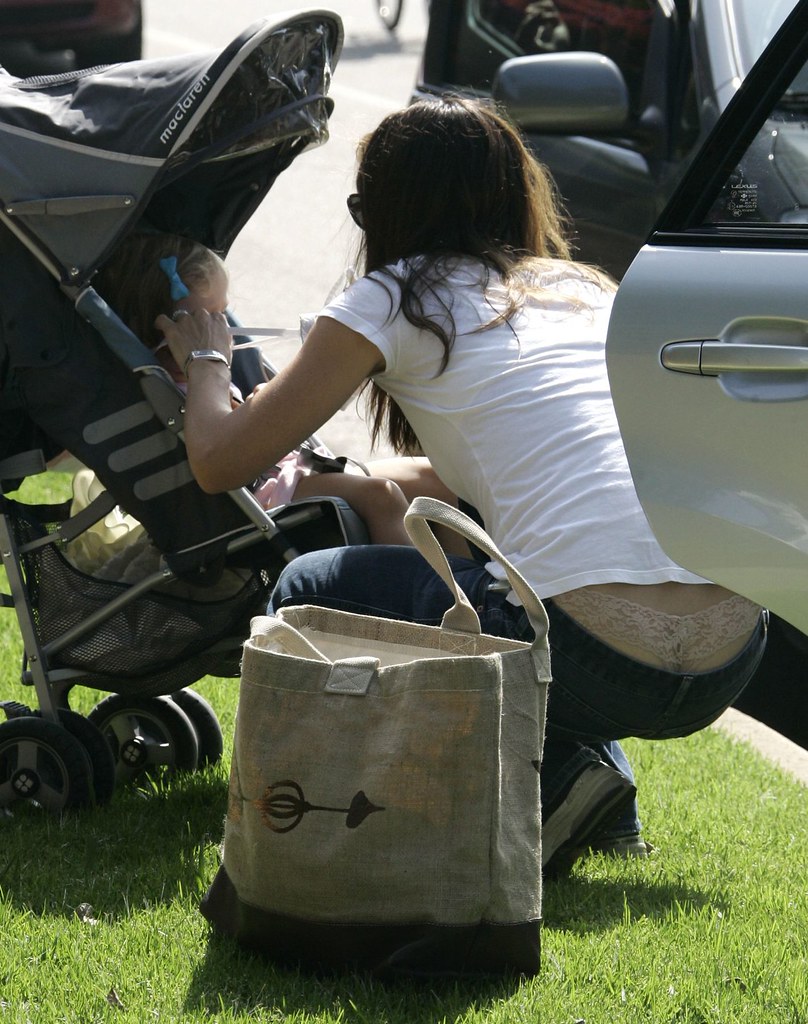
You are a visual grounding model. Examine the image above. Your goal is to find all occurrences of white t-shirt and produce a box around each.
[322,258,707,599]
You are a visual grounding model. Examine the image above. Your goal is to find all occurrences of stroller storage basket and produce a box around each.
[7,497,270,697]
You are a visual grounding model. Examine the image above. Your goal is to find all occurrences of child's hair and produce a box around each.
[94,232,226,349]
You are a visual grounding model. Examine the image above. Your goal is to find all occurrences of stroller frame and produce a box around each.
[0,10,367,811]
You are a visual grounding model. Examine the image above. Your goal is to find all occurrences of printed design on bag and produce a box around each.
[254,779,385,833]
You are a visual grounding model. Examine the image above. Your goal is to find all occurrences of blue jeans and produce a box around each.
[268,546,767,838]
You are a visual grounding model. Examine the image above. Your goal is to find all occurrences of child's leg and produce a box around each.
[366,456,456,504]
[366,456,471,556]
[292,472,412,546]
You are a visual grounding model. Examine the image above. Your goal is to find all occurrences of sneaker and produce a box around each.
[587,833,654,859]
[542,759,637,878]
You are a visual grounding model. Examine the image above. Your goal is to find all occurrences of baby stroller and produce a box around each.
[0,10,367,812]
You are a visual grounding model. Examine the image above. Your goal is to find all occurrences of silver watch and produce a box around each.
[183,349,231,376]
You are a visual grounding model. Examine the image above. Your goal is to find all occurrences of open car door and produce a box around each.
[606,0,808,638]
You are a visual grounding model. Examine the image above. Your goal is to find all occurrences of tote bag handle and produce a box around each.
[404,497,549,641]
[251,615,331,661]
[253,498,549,672]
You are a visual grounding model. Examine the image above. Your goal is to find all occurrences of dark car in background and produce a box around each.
[414,0,808,751]
[0,0,142,75]
[414,0,799,280]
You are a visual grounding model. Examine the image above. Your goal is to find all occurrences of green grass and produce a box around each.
[0,474,806,1023]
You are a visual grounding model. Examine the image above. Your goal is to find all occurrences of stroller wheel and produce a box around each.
[53,709,117,805]
[170,689,224,768]
[0,716,94,812]
[88,695,200,787]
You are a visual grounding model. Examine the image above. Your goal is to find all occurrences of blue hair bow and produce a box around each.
[159,256,190,300]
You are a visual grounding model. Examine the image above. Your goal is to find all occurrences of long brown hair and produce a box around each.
[352,96,612,453]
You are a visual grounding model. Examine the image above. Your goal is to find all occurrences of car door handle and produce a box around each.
[661,341,808,375]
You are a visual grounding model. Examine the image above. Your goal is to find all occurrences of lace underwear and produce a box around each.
[553,590,762,673]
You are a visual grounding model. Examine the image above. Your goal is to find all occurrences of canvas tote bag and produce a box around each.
[200,497,551,978]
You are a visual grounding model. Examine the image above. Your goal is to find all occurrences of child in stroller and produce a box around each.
[93,231,416,547]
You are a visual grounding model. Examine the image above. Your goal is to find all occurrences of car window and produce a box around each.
[645,0,808,238]
[703,55,808,228]
[478,0,656,116]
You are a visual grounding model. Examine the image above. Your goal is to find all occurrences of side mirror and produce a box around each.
[492,52,629,134]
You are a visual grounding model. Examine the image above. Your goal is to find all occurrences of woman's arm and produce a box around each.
[155,310,384,493]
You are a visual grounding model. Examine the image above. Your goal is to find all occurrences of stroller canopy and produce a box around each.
[0,10,343,286]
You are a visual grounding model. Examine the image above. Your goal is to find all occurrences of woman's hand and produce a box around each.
[150,312,384,495]
[154,308,233,376]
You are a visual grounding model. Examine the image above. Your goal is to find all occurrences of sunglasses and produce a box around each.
[346,192,364,229]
